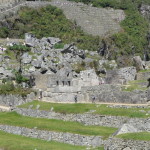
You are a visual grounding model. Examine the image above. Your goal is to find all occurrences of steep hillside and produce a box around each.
[0,0,149,66]
[68,0,150,60]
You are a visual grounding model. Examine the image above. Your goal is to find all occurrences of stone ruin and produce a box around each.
[34,69,100,102]
[0,33,150,104]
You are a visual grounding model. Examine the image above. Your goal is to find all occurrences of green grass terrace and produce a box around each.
[0,112,117,139]
[19,101,150,118]
[116,132,150,141]
[0,129,104,150]
[0,130,85,150]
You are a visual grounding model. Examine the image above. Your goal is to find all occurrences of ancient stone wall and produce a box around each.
[0,125,103,147]
[105,138,150,150]
[0,125,149,149]
[50,0,125,36]
[105,67,137,84]
[136,71,150,80]
[42,84,150,104]
[15,108,150,128]
[0,92,36,107]
[0,0,125,36]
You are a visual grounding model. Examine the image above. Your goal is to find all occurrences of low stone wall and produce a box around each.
[0,124,149,149]
[42,84,150,104]
[0,125,103,147]
[0,92,35,107]
[15,108,149,129]
[104,138,150,150]
[81,85,150,104]
[136,71,150,80]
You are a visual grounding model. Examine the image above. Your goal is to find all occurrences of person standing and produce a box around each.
[74,95,77,103]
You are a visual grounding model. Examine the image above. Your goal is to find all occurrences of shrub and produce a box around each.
[54,43,64,49]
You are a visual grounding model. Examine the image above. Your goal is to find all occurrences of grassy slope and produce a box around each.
[0,130,85,150]
[0,112,117,138]
[19,101,150,118]
[116,132,150,141]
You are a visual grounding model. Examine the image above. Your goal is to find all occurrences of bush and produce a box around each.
[0,82,33,96]
[54,43,64,49]
[8,45,31,51]
[0,82,15,94]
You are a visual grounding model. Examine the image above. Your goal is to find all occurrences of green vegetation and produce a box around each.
[0,5,100,51]
[0,82,32,96]
[0,130,85,150]
[54,43,64,49]
[72,61,86,73]
[122,80,147,92]
[69,0,150,59]
[139,69,150,73]
[8,44,31,51]
[116,132,150,141]
[0,112,117,138]
[19,101,150,118]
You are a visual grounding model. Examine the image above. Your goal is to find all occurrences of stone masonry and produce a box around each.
[0,0,125,36]
[15,107,150,129]
[50,0,125,36]
[0,125,149,149]
[0,125,103,147]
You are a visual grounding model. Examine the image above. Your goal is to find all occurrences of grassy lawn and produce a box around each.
[0,130,85,150]
[19,101,150,118]
[0,112,117,139]
[116,132,150,141]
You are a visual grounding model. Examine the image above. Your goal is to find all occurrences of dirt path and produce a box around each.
[42,100,150,106]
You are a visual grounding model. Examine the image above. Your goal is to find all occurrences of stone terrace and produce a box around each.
[50,0,125,36]
[0,0,125,36]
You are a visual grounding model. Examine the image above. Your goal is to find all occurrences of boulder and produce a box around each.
[47,37,61,45]
[22,53,32,64]
[31,60,41,68]
[114,124,138,135]
[25,33,37,47]
[133,56,145,71]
